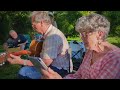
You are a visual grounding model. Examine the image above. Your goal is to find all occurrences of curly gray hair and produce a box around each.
[75,13,110,40]
[30,11,51,24]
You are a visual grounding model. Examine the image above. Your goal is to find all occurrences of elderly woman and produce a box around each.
[41,13,120,79]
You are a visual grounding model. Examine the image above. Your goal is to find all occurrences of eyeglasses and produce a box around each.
[80,31,94,38]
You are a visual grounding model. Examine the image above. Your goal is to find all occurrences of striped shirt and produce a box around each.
[64,48,120,79]
[40,25,73,72]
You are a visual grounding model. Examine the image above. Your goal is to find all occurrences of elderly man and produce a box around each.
[3,30,28,50]
[7,11,73,79]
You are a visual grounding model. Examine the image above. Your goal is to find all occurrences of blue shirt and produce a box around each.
[6,34,27,48]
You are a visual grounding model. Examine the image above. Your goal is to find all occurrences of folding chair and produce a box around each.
[69,41,85,59]
[69,40,86,71]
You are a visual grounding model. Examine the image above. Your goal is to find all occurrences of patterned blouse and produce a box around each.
[64,48,120,79]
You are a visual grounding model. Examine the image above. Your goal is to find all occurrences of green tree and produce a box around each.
[55,11,95,37]
[102,11,120,37]
[0,11,32,43]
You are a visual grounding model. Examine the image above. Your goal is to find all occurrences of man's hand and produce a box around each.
[18,40,27,46]
[41,67,63,79]
[7,54,23,65]
[18,44,25,50]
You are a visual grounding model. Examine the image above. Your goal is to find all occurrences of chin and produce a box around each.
[86,47,90,50]
[13,37,17,39]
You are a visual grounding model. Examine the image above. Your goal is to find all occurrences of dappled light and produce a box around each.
[0,11,120,79]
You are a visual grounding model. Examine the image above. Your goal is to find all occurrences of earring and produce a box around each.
[98,40,101,45]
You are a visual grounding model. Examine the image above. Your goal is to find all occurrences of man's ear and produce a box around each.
[40,20,44,26]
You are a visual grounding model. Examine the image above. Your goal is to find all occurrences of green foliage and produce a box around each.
[55,11,81,36]
[11,11,32,34]
[107,36,120,47]
[0,11,120,43]
[55,11,95,37]
[55,11,120,38]
[102,11,120,37]
[0,11,32,43]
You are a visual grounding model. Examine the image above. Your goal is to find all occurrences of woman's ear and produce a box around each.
[98,31,104,40]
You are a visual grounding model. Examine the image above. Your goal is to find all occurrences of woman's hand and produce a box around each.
[7,54,23,65]
[41,67,63,79]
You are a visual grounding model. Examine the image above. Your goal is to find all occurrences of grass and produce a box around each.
[0,45,22,79]
[0,63,21,79]
[107,36,120,47]
[67,36,81,41]
[67,36,120,47]
[67,36,81,43]
[0,36,120,79]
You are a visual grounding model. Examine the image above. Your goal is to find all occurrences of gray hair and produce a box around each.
[9,30,16,34]
[48,11,54,17]
[30,11,51,24]
[75,13,110,40]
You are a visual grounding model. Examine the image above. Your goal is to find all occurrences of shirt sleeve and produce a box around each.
[96,51,120,79]
[41,35,61,60]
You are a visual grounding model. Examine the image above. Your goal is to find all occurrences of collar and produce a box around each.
[43,24,53,39]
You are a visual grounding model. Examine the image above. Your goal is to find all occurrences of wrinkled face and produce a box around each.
[80,30,99,50]
[10,31,18,39]
[31,17,43,35]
